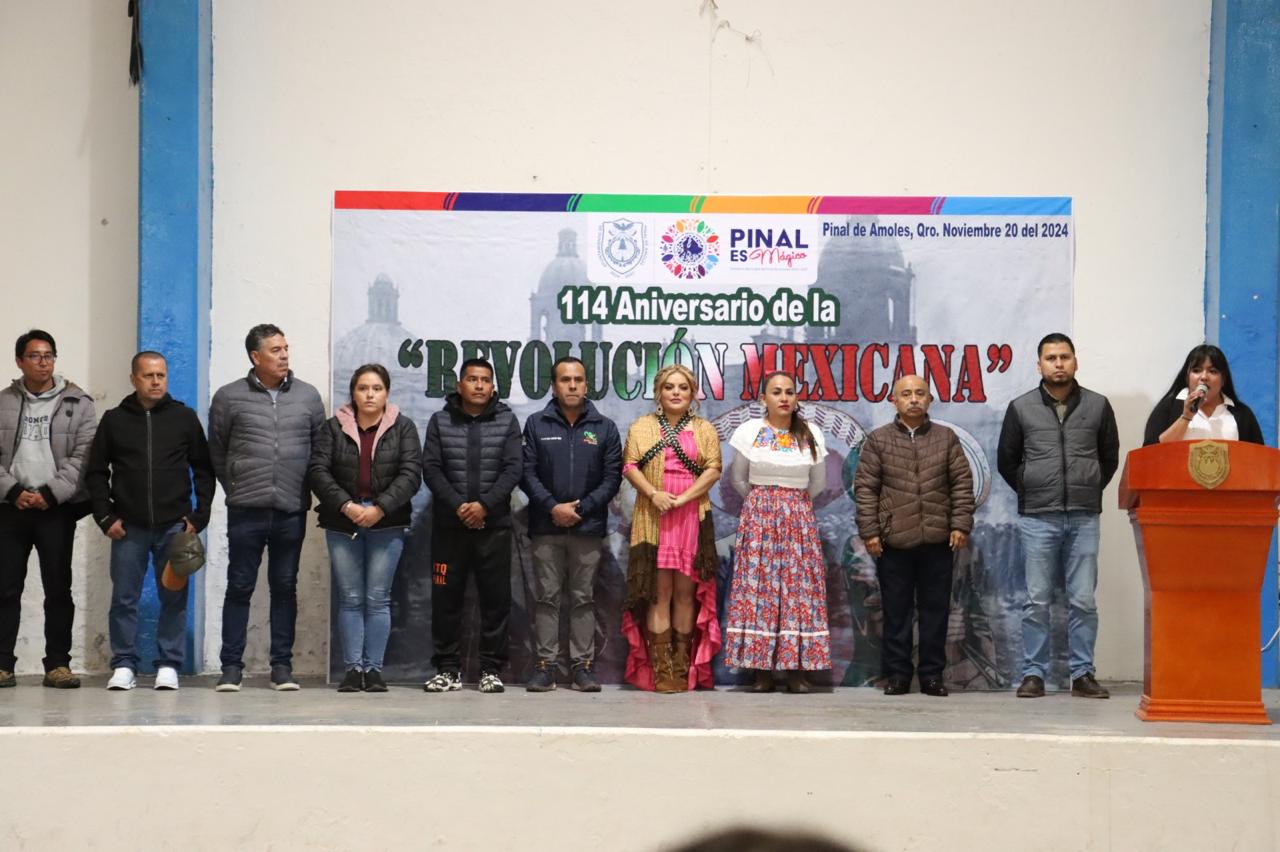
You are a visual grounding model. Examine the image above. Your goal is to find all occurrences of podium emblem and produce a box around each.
[1188,440,1230,489]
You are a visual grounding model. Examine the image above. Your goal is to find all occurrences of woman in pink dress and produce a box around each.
[620,365,723,693]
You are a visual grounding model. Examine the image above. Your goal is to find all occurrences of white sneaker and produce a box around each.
[106,667,136,690]
[154,666,179,690]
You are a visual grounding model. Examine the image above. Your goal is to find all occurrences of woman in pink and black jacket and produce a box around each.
[308,363,421,693]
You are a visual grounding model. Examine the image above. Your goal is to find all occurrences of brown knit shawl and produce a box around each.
[622,413,722,610]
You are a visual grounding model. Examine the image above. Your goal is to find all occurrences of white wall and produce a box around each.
[0,4,138,675]
[2,1,1210,678]
[210,0,1211,678]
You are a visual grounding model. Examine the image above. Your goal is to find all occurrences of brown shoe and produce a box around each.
[786,671,811,694]
[0,670,14,688]
[750,670,775,693]
[42,666,81,689]
[1016,675,1045,698]
[669,631,692,693]
[42,665,80,685]
[649,630,680,694]
[1071,673,1110,699]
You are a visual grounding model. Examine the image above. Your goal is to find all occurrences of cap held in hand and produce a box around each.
[160,531,206,592]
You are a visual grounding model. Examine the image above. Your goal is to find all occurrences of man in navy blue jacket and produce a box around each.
[520,357,621,692]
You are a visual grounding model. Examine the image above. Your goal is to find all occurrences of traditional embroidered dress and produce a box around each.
[724,418,831,671]
[621,413,722,691]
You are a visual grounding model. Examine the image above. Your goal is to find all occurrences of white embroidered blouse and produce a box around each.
[727,418,827,498]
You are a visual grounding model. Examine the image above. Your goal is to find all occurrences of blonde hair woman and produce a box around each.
[620,364,722,692]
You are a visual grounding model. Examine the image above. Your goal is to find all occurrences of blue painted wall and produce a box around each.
[136,0,212,674]
[1207,0,1280,685]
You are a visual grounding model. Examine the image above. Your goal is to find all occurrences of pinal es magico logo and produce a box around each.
[661,219,719,280]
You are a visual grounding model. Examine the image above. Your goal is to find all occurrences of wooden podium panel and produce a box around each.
[1119,440,1280,724]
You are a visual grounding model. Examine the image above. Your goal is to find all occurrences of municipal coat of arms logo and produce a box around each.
[598,218,647,276]
[1187,440,1230,489]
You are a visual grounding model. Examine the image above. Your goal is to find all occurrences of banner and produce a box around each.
[330,192,1074,688]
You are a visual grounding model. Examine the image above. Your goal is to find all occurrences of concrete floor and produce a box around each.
[3,675,1279,740]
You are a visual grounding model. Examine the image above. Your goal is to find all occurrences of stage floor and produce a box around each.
[3,675,1279,739]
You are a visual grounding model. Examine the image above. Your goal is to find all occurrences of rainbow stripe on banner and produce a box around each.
[333,191,1071,216]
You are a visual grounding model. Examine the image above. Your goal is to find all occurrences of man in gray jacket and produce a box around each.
[208,324,325,691]
[855,374,973,697]
[0,329,96,689]
[997,332,1119,700]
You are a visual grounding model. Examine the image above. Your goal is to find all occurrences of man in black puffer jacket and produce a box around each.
[86,352,214,690]
[421,358,521,694]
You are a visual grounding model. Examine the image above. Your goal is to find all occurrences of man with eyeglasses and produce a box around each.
[0,329,97,688]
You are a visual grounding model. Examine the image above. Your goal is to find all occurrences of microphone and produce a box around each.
[1189,382,1209,413]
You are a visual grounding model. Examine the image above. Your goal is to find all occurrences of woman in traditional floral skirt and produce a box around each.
[724,371,831,693]
[620,364,722,693]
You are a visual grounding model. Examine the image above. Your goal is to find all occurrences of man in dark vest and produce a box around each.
[998,333,1119,699]
[422,358,522,694]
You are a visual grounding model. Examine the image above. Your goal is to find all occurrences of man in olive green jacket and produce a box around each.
[854,375,973,697]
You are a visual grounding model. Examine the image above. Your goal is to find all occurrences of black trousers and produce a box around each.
[876,542,953,682]
[430,526,511,674]
[0,503,79,672]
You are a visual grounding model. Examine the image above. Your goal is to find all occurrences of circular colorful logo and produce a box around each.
[661,219,719,279]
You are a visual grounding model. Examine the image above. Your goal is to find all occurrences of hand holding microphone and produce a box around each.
[1188,381,1210,416]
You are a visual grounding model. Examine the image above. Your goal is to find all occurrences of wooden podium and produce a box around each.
[1119,440,1280,724]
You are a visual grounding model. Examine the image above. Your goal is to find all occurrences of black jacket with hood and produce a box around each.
[86,393,215,531]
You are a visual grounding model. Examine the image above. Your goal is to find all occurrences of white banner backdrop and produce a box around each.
[330,192,1073,688]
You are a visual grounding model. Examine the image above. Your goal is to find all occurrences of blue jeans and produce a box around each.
[108,521,187,671]
[220,508,306,668]
[1018,511,1100,680]
[326,524,405,671]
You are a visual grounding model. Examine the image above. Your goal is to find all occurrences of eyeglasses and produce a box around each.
[24,353,56,364]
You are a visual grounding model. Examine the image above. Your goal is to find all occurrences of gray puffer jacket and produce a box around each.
[422,392,522,530]
[0,378,96,507]
[997,382,1120,515]
[854,417,974,550]
[209,370,325,512]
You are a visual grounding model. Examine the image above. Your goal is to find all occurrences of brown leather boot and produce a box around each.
[669,630,692,692]
[649,629,679,693]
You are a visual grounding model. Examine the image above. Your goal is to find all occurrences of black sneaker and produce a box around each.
[1071,673,1110,699]
[338,668,364,693]
[270,664,300,691]
[424,671,461,692]
[571,662,601,693]
[215,665,242,693]
[526,661,556,692]
[883,677,910,696]
[364,669,388,693]
[479,671,505,694]
[919,677,949,697]
[1016,675,1046,698]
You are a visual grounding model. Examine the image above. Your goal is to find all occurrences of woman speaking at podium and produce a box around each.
[1143,344,1265,446]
